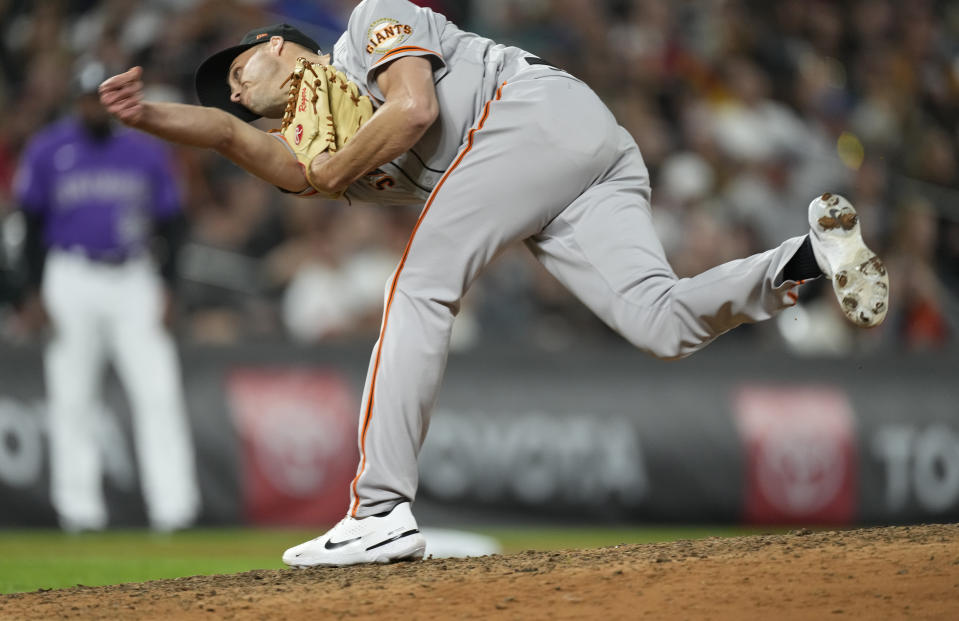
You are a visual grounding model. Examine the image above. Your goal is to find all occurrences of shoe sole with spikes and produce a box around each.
[808,193,889,328]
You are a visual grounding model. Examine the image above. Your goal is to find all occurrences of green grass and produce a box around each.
[0,525,776,595]
[0,529,304,594]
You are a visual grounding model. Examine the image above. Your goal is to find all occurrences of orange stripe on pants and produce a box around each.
[349,82,508,517]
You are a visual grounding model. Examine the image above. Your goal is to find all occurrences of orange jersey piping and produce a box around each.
[374,45,443,66]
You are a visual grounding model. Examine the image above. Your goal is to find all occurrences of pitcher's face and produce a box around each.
[228,44,288,118]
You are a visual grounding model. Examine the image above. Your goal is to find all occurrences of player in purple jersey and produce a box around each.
[14,61,200,532]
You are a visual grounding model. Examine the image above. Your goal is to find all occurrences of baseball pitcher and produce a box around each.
[99,0,887,565]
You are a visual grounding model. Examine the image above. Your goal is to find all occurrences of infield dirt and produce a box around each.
[2,523,957,620]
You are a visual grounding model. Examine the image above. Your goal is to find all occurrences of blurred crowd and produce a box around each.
[0,0,956,354]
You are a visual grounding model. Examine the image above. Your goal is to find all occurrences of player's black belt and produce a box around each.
[55,246,133,265]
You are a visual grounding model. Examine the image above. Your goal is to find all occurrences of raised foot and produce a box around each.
[808,193,889,328]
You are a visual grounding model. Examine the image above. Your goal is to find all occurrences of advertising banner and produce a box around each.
[0,343,956,527]
[226,367,358,526]
[734,385,857,525]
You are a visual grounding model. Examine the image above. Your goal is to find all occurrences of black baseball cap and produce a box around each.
[194,23,322,122]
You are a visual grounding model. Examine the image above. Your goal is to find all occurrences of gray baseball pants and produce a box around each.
[348,71,803,517]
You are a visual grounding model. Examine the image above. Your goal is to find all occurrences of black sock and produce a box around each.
[782,236,822,282]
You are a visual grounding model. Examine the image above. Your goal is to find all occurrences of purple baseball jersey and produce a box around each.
[14,117,181,258]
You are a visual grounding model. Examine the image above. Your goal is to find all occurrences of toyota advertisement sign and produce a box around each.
[0,344,956,527]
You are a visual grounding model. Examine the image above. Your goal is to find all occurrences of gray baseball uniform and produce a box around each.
[331,0,803,518]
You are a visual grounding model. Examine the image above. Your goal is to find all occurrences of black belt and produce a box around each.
[56,247,132,265]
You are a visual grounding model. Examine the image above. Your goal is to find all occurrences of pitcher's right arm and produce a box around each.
[99,67,309,193]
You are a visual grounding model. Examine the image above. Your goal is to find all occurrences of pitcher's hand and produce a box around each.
[98,66,145,126]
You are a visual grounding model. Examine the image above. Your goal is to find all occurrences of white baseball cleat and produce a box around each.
[808,193,889,328]
[282,502,426,568]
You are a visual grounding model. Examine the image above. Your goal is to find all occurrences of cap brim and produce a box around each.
[194,44,261,123]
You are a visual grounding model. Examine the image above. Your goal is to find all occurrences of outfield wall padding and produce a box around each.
[0,343,955,527]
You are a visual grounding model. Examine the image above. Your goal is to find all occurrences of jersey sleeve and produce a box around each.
[346,0,448,98]
[12,138,51,214]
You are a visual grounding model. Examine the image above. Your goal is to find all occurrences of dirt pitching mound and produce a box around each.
[3,524,957,620]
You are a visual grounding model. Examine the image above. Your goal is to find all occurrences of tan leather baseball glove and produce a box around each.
[277,58,374,198]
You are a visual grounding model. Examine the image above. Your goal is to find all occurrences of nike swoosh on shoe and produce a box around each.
[323,536,362,550]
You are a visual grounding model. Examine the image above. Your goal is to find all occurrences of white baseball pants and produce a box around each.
[348,72,804,517]
[41,251,199,530]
